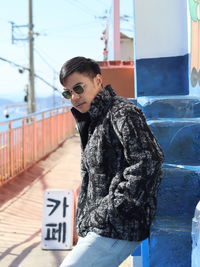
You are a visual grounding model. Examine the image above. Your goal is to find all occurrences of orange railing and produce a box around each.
[0,106,76,185]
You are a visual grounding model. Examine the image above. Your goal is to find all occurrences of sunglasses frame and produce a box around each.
[62,85,84,99]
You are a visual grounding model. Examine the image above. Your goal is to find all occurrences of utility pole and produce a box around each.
[113,0,120,60]
[10,0,36,114]
[28,0,36,114]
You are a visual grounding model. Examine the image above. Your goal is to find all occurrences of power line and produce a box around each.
[66,0,96,17]
[0,56,28,71]
[76,0,100,15]
[34,73,60,93]
[34,46,60,67]
[44,20,101,33]
[34,48,59,74]
[93,0,110,9]
[0,56,61,93]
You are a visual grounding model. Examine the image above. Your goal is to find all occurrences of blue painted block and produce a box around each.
[149,217,192,267]
[139,97,200,119]
[132,241,149,267]
[136,55,189,97]
[156,166,200,217]
[148,120,200,165]
[142,239,150,267]
[132,244,141,256]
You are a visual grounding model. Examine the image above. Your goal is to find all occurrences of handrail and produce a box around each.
[0,104,71,125]
[98,60,134,68]
[0,105,76,185]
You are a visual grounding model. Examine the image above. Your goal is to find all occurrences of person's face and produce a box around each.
[63,72,103,113]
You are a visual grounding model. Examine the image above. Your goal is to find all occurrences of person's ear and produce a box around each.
[95,74,103,89]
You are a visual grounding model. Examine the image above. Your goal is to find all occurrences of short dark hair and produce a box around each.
[59,56,101,86]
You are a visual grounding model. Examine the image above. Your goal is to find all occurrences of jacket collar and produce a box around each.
[71,85,116,121]
[89,84,116,120]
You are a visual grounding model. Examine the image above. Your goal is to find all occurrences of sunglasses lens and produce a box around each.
[62,85,84,99]
[62,90,71,99]
[73,85,84,94]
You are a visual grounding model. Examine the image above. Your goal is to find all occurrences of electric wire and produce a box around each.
[34,48,59,74]
[93,0,111,9]
[66,0,96,17]
[34,46,60,67]
[43,20,101,33]
[0,56,62,94]
[76,0,102,16]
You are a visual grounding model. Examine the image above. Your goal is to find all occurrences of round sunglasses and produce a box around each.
[62,85,84,99]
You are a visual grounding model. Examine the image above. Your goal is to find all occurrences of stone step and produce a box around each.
[137,96,200,119]
[156,166,200,217]
[148,119,200,165]
[149,216,192,267]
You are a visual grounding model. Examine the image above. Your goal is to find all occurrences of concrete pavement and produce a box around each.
[0,135,81,267]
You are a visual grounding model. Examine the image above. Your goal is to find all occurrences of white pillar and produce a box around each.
[133,0,189,96]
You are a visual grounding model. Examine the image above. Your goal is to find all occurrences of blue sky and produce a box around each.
[0,0,133,101]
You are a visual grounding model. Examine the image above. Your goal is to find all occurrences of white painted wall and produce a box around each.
[134,0,188,59]
[120,38,134,60]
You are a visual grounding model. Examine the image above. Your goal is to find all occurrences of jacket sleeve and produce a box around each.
[109,105,164,219]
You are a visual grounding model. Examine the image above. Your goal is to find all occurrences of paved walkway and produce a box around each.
[0,135,81,267]
[0,135,133,267]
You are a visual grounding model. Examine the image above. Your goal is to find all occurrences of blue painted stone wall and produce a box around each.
[140,97,200,119]
[149,120,200,165]
[156,167,200,218]
[135,97,200,267]
[136,55,189,96]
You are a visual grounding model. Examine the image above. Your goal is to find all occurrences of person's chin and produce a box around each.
[75,103,89,113]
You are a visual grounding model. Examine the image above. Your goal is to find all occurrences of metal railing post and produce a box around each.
[22,119,26,169]
[42,112,45,157]
[33,116,37,161]
[50,110,53,150]
[9,121,14,177]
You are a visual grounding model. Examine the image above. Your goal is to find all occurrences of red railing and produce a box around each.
[0,106,76,185]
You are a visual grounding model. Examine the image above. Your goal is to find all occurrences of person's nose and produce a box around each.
[71,91,80,101]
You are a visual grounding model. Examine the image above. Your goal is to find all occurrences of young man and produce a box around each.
[59,57,164,267]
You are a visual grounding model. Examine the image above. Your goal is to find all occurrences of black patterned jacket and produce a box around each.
[71,85,164,241]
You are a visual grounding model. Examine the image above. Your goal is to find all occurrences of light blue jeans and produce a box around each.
[59,232,140,267]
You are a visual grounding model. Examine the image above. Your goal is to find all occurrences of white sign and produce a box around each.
[41,189,74,250]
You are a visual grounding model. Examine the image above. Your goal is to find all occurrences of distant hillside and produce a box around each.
[0,94,70,121]
[0,98,14,107]
[0,95,71,122]
[0,95,70,110]
[36,95,70,110]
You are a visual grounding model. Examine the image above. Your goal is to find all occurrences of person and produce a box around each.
[59,56,164,267]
